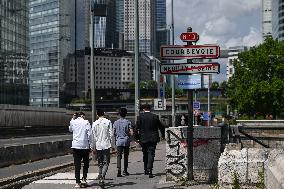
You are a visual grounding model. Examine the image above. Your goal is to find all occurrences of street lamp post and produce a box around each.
[90,1,96,123]
[134,0,139,122]
[171,0,175,127]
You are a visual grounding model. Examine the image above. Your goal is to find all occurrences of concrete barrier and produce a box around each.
[265,149,284,189]
[0,140,72,168]
[218,145,284,188]
[165,126,221,182]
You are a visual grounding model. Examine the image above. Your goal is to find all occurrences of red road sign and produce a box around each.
[180,32,199,42]
[160,62,220,74]
[160,45,220,59]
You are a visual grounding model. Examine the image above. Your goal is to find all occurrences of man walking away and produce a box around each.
[113,108,133,177]
[134,104,165,178]
[69,112,93,188]
[92,109,113,187]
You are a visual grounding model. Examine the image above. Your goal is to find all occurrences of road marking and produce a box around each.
[33,173,99,184]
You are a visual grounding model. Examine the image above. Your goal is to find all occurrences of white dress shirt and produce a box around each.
[92,117,113,150]
[69,117,93,150]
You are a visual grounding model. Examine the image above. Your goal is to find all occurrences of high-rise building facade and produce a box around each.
[155,0,168,58]
[0,0,29,105]
[124,0,156,55]
[272,0,284,41]
[29,0,72,107]
[262,0,272,39]
[93,0,118,48]
[226,46,248,81]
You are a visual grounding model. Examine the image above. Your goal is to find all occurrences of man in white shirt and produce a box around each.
[92,109,113,187]
[69,112,93,188]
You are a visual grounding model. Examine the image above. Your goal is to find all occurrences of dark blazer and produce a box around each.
[135,112,165,144]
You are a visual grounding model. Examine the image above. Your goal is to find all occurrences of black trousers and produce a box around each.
[141,142,157,171]
[73,149,90,183]
[97,148,111,179]
[116,146,130,171]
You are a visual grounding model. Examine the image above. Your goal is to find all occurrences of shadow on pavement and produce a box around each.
[101,181,136,188]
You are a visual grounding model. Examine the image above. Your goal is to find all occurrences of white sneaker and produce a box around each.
[81,178,87,185]
[75,183,81,188]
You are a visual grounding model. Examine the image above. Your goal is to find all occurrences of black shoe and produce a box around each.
[117,170,122,177]
[144,170,149,175]
[123,171,130,176]
[148,170,154,178]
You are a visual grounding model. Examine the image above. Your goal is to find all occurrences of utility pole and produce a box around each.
[186,27,194,181]
[74,0,77,98]
[134,0,139,122]
[171,0,175,127]
[90,1,96,123]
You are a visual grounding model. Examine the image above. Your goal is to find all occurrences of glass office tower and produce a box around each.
[93,0,118,48]
[272,0,284,41]
[29,0,72,107]
[0,0,29,105]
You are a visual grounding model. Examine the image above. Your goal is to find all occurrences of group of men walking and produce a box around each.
[69,104,165,188]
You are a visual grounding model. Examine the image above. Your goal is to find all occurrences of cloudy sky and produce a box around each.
[165,0,263,82]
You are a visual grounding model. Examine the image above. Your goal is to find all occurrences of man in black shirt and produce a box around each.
[134,104,165,178]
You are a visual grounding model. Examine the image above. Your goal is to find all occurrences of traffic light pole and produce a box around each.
[186,27,194,181]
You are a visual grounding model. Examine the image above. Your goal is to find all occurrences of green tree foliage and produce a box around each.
[128,82,135,89]
[211,81,219,90]
[227,38,284,118]
[147,80,157,89]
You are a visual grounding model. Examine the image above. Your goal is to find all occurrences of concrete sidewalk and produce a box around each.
[22,142,177,189]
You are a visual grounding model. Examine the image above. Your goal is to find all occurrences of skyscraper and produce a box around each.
[29,0,72,107]
[262,0,272,39]
[93,0,118,48]
[272,0,284,41]
[124,0,156,55]
[155,0,168,58]
[0,0,29,105]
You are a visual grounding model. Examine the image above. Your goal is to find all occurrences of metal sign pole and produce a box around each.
[185,27,194,181]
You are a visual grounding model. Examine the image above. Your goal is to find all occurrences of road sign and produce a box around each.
[193,101,200,109]
[160,62,220,74]
[177,75,201,89]
[160,45,220,59]
[154,98,166,110]
[180,32,199,42]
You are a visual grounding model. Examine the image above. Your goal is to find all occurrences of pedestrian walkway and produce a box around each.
[23,142,168,189]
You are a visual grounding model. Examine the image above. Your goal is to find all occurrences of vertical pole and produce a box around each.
[90,1,96,123]
[171,0,175,127]
[208,74,211,126]
[186,27,194,181]
[134,0,139,122]
[74,0,77,98]
[41,81,44,107]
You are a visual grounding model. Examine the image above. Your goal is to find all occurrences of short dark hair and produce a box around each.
[97,109,104,117]
[79,112,85,116]
[143,104,151,110]
[73,112,79,118]
[119,108,127,117]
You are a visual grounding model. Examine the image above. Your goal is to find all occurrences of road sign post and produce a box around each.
[159,27,220,181]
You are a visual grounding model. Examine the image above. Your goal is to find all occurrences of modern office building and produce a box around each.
[155,0,168,58]
[272,0,284,41]
[124,0,156,55]
[0,0,29,105]
[29,0,72,107]
[64,48,151,99]
[262,0,273,39]
[226,46,248,80]
[92,0,118,48]
[73,0,90,50]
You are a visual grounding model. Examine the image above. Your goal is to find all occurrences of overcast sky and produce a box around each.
[166,0,263,48]
[166,0,263,82]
